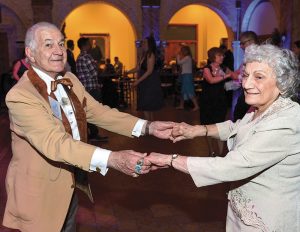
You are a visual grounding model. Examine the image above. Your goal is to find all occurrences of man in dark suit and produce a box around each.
[66,40,77,75]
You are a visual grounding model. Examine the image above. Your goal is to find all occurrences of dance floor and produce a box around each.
[0,98,229,232]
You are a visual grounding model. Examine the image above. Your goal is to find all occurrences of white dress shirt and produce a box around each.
[32,67,146,176]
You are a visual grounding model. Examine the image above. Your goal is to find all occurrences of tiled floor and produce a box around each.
[0,99,229,232]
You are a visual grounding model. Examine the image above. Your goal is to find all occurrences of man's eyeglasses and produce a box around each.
[240,39,252,46]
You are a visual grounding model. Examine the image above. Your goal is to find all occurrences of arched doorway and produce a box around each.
[0,4,26,73]
[63,2,137,70]
[242,0,278,42]
[164,4,230,67]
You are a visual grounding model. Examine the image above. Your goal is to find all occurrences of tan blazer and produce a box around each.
[3,70,139,232]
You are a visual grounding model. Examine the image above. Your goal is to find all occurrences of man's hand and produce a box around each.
[149,121,175,140]
[107,150,151,177]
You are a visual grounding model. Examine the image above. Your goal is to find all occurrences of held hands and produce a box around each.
[145,152,171,171]
[107,150,172,177]
[148,121,204,142]
[107,122,202,177]
[108,150,151,177]
[148,121,175,140]
[171,122,202,142]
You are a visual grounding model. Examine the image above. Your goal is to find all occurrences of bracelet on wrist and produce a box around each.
[170,154,179,167]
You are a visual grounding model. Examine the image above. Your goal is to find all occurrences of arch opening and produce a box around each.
[165,4,229,66]
[64,2,137,70]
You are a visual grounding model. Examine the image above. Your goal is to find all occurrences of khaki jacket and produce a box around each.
[3,70,139,232]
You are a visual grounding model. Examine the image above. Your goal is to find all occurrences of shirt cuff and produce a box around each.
[90,147,111,176]
[132,119,147,137]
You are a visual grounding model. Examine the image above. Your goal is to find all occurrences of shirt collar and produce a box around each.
[32,66,64,94]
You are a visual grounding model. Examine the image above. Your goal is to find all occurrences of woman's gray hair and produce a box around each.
[25,22,61,51]
[244,44,300,98]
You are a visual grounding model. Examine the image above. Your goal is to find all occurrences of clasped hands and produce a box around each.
[108,121,200,177]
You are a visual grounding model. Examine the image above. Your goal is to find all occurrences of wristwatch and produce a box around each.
[170,154,179,167]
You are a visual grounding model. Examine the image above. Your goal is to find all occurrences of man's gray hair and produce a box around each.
[244,44,300,98]
[25,22,61,51]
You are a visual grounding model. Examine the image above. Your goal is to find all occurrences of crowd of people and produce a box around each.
[1,21,300,232]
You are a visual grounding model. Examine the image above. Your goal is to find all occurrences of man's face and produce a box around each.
[292,44,300,56]
[27,27,66,79]
[240,37,253,50]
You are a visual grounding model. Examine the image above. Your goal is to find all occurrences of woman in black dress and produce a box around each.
[128,36,163,120]
[200,47,234,155]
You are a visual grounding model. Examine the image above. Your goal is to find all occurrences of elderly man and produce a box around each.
[2,22,173,232]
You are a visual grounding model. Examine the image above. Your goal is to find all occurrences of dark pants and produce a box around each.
[87,89,102,138]
[61,193,78,232]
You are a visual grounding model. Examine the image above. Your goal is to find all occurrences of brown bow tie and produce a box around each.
[51,78,73,92]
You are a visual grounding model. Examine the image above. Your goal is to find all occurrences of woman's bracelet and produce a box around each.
[203,125,208,136]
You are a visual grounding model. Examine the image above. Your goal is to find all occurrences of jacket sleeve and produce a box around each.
[69,74,139,137]
[6,87,96,171]
[187,116,300,187]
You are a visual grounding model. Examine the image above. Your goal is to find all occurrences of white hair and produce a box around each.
[25,22,61,51]
[244,44,300,98]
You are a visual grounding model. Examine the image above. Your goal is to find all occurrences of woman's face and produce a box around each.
[214,53,224,64]
[242,62,280,112]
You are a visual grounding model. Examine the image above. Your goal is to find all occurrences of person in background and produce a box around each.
[113,56,123,75]
[176,45,199,112]
[3,22,175,232]
[200,47,234,156]
[104,58,115,75]
[220,43,235,110]
[126,35,164,121]
[76,37,108,142]
[12,54,30,81]
[147,44,300,232]
[66,40,76,75]
[220,44,234,71]
[231,31,259,121]
[292,40,300,62]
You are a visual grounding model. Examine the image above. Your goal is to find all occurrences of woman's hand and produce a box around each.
[132,80,139,88]
[172,122,201,142]
[145,152,171,170]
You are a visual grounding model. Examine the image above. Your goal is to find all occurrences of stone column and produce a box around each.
[279,0,292,47]
[233,1,243,70]
[32,0,53,23]
[141,0,160,40]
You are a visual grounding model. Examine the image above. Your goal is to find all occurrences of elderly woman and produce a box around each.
[147,44,300,231]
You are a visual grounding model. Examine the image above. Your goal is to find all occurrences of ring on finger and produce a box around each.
[137,159,144,166]
[135,164,142,174]
[132,173,139,178]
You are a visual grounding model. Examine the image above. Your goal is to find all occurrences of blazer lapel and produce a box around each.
[27,67,73,135]
[27,68,94,203]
